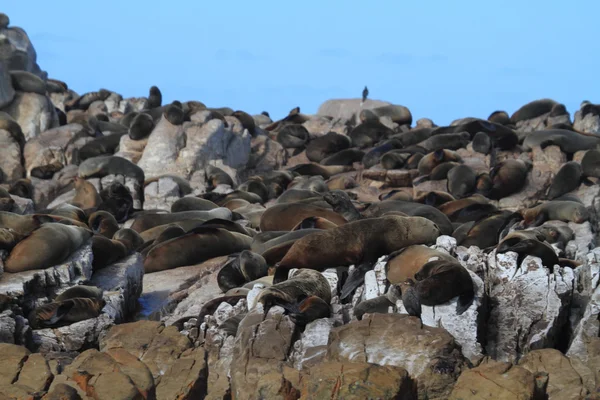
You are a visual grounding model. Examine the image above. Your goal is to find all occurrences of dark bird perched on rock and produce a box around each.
[362,86,369,102]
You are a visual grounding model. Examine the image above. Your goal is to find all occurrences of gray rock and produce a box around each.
[9,195,33,215]
[143,177,182,211]
[0,63,15,109]
[0,25,46,78]
[136,116,186,179]
[138,256,228,323]
[90,253,144,324]
[397,269,485,362]
[23,123,84,174]
[0,128,22,182]
[291,318,334,369]
[0,310,16,344]
[2,92,58,140]
[573,110,600,135]
[485,250,574,363]
[317,98,391,123]
[515,111,571,132]
[32,314,113,353]
[114,134,147,164]
[567,282,600,363]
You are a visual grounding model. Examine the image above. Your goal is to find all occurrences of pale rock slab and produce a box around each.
[3,92,58,140]
[485,250,574,363]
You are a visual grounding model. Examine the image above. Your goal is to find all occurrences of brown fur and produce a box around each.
[143,227,252,272]
[259,203,347,231]
[274,216,440,283]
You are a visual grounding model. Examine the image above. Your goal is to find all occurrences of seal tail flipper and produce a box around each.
[340,261,374,301]
[456,292,475,315]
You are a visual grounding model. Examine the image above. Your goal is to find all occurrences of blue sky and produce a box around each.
[4,1,600,125]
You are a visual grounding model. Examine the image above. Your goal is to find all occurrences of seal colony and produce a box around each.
[1,82,594,334]
[1,11,600,397]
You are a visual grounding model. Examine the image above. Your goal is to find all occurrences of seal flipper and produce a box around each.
[400,280,421,318]
[456,293,474,315]
[340,261,374,301]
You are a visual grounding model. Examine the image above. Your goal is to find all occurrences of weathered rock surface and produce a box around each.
[326,313,467,399]
[3,92,59,140]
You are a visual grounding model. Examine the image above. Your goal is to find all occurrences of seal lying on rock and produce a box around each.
[273,215,441,284]
[399,259,475,317]
[5,223,93,273]
[28,285,106,329]
[257,269,332,327]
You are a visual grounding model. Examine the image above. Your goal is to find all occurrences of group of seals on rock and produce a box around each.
[0,71,593,337]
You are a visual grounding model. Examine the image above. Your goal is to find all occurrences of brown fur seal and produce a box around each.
[353,285,402,320]
[163,101,185,125]
[496,230,574,271]
[54,285,104,302]
[273,215,440,283]
[447,164,477,199]
[30,161,64,180]
[348,119,395,149]
[459,211,522,249]
[143,226,252,272]
[322,148,366,166]
[206,165,234,189]
[414,191,456,207]
[78,155,145,182]
[385,245,455,284]
[510,99,558,123]
[171,197,219,212]
[472,131,492,154]
[0,228,25,251]
[546,161,583,200]
[5,223,93,273]
[92,228,142,270]
[9,179,34,199]
[420,132,471,152]
[521,200,589,226]
[362,200,454,235]
[275,189,323,204]
[29,297,106,328]
[130,208,232,232]
[97,181,134,222]
[71,177,102,209]
[522,129,600,153]
[0,111,25,149]
[10,71,47,95]
[480,159,530,200]
[362,139,402,168]
[400,259,475,316]
[217,250,269,292]
[257,269,331,326]
[488,111,510,125]
[147,86,162,109]
[418,149,462,175]
[326,175,357,191]
[259,203,347,231]
[237,178,269,203]
[581,149,600,178]
[276,124,309,148]
[287,163,352,179]
[0,212,54,235]
[291,216,338,231]
[306,131,352,162]
[380,150,411,170]
[232,110,256,136]
[47,204,87,223]
[88,211,119,238]
[128,112,155,140]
